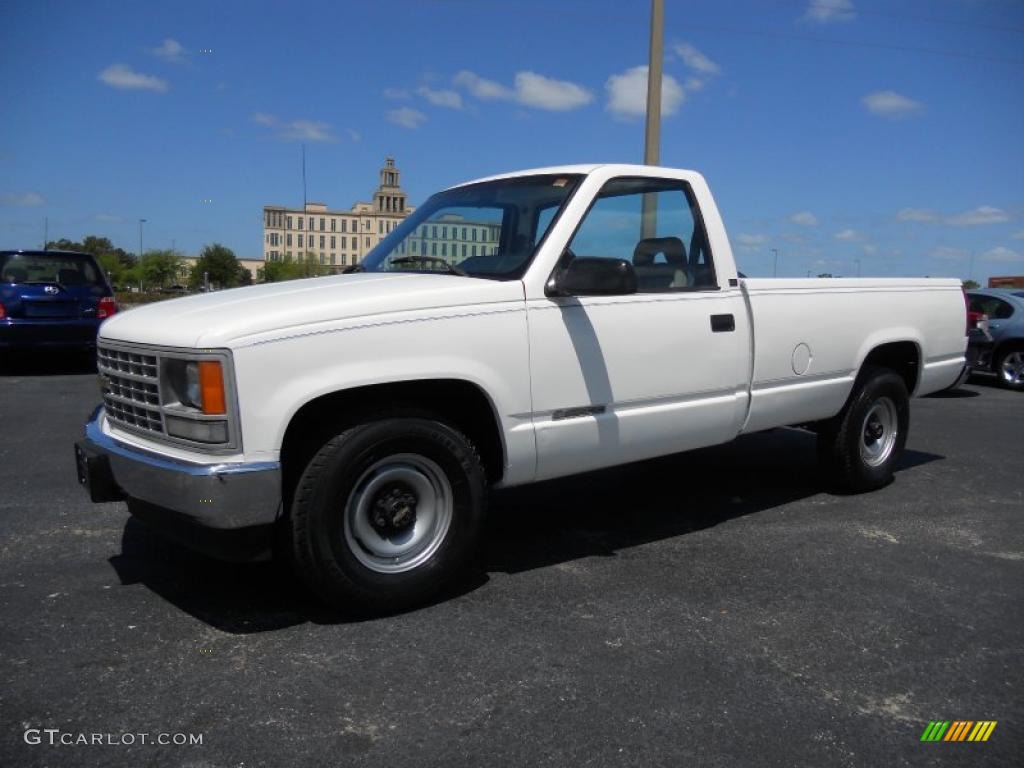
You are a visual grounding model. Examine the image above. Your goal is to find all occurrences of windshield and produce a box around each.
[0,252,105,286]
[360,174,582,279]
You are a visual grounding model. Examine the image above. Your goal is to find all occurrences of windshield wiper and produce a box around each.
[389,256,467,277]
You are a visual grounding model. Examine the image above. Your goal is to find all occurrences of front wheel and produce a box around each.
[817,366,910,492]
[289,417,486,613]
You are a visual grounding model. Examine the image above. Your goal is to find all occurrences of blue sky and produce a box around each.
[2,0,1022,282]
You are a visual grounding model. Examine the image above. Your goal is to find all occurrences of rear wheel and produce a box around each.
[289,416,486,613]
[996,347,1024,391]
[817,366,909,492]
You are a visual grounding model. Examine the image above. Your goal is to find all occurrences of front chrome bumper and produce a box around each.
[75,406,282,561]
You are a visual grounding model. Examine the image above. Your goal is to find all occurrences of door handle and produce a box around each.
[710,314,735,333]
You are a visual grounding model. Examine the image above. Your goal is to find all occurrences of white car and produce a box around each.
[75,164,968,611]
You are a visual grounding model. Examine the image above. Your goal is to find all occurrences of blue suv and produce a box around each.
[0,249,118,358]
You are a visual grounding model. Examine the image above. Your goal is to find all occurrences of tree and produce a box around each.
[258,253,329,282]
[189,243,246,290]
[962,279,980,289]
[138,249,184,289]
[46,235,136,276]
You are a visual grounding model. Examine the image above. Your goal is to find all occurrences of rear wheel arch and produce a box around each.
[857,340,921,395]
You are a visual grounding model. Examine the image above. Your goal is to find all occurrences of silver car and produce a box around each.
[967,288,1024,391]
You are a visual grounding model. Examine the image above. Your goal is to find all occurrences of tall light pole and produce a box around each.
[643,0,664,166]
[139,218,147,258]
[771,248,779,277]
[641,0,664,239]
[855,258,862,277]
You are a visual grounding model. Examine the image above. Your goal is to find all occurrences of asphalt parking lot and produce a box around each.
[1,359,1021,767]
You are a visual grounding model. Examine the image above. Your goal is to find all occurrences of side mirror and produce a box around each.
[548,256,637,297]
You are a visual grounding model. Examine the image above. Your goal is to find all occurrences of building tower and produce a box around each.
[373,156,407,214]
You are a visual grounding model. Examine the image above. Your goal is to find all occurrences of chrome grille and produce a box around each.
[97,344,164,435]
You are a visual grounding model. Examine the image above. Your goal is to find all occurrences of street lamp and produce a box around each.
[855,258,862,277]
[771,248,779,277]
[139,218,147,258]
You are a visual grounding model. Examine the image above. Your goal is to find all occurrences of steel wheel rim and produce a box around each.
[343,453,453,574]
[1000,351,1024,386]
[860,396,898,468]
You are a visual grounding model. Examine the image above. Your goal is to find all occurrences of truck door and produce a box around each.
[527,176,749,481]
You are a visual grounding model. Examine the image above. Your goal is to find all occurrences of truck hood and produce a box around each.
[100,273,525,349]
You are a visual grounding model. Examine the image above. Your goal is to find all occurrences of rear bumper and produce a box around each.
[0,318,101,349]
[75,406,282,561]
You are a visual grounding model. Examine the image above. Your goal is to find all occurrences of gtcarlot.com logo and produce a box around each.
[24,728,203,747]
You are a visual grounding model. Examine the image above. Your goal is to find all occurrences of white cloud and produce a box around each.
[1,191,44,206]
[897,207,937,222]
[453,70,592,111]
[802,0,856,24]
[417,85,463,110]
[861,90,925,120]
[95,213,123,222]
[454,70,514,101]
[280,120,336,142]
[514,71,593,111]
[790,211,818,227]
[152,38,185,63]
[383,88,411,100]
[347,128,362,142]
[834,228,863,242]
[736,233,769,249]
[605,66,685,119]
[862,244,878,255]
[930,246,967,262]
[1011,230,1024,240]
[387,106,427,129]
[947,205,1010,226]
[253,113,337,142]
[980,246,1022,263]
[98,64,168,92]
[673,43,720,75]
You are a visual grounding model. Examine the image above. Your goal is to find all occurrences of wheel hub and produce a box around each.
[865,420,884,440]
[370,485,418,535]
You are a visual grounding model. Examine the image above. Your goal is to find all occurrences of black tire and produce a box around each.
[817,366,909,492]
[995,346,1024,391]
[290,416,486,613]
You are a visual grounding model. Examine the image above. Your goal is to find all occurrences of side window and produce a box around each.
[567,177,715,292]
[970,295,1014,320]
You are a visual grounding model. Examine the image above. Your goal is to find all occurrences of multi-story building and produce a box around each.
[262,157,412,271]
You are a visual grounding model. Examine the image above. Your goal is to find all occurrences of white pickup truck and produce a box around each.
[75,164,968,611]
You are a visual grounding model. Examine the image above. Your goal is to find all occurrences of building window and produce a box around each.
[441,243,447,257]
[330,236,336,248]
[472,246,477,257]
[308,217,313,230]
[330,254,336,264]
[320,218,325,231]
[287,216,292,229]
[365,236,370,247]
[471,229,477,242]
[461,227,467,240]
[297,235,304,247]
[462,244,467,258]
[432,225,438,238]
[286,251,292,258]
[287,234,292,246]
[297,217,303,230]
[442,226,447,239]
[431,242,437,256]
[411,240,417,253]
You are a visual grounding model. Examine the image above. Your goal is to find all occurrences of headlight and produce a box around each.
[184,362,201,409]
[159,355,233,446]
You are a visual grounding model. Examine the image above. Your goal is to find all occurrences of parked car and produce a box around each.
[1,250,117,359]
[74,164,968,612]
[966,288,1024,390]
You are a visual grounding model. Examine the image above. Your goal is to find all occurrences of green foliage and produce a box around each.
[46,234,137,282]
[258,252,330,282]
[138,249,184,289]
[189,242,247,289]
[962,279,980,289]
